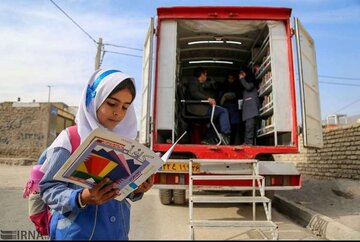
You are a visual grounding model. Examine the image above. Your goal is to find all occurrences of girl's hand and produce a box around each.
[80,178,120,205]
[134,175,154,193]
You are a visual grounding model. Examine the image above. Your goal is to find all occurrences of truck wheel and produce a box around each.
[159,189,172,205]
[265,190,275,201]
[173,189,186,205]
[242,190,275,200]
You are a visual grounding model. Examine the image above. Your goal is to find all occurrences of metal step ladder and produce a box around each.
[189,159,278,240]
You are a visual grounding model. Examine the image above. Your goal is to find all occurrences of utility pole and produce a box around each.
[47,85,52,102]
[95,37,103,70]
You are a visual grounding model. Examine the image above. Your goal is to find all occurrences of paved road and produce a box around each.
[129,189,322,240]
[0,164,321,240]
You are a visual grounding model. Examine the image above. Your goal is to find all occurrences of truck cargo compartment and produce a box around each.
[155,18,293,147]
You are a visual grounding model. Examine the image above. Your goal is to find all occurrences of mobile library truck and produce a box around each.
[139,6,323,208]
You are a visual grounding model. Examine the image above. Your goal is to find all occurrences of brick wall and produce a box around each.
[0,102,58,164]
[274,123,360,180]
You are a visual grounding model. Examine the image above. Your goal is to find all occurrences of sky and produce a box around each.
[0,0,359,123]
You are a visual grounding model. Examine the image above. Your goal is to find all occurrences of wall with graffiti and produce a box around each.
[0,102,74,162]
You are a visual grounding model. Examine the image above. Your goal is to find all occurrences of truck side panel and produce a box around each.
[155,20,177,142]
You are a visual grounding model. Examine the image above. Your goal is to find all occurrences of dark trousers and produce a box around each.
[231,123,242,145]
[244,117,257,145]
[206,105,231,135]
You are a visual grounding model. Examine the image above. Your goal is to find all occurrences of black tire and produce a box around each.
[265,190,275,201]
[159,189,172,205]
[173,189,186,205]
[242,190,275,201]
[255,154,275,161]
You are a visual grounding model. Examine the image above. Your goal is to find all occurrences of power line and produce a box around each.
[319,75,360,81]
[333,97,360,114]
[104,50,142,58]
[103,43,143,52]
[49,0,143,57]
[319,81,360,87]
[49,0,97,44]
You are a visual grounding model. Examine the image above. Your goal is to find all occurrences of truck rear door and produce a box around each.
[139,17,154,146]
[294,17,323,149]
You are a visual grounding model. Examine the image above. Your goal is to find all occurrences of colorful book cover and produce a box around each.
[53,128,185,201]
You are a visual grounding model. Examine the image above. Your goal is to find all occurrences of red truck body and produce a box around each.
[139,6,323,203]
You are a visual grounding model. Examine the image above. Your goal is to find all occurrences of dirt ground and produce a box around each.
[276,175,360,233]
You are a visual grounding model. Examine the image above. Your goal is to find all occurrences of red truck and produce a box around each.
[139,6,323,204]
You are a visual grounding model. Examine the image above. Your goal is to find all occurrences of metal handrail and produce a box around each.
[181,99,222,145]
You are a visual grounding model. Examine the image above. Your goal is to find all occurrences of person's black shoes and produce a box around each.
[220,133,231,145]
[201,137,218,145]
[201,134,230,145]
[200,139,211,145]
[241,142,254,146]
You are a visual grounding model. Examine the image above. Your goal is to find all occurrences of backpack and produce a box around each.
[22,125,80,236]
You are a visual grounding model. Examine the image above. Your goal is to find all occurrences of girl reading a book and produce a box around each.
[39,69,153,240]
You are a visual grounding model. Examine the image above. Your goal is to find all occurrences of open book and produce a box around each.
[54,128,186,201]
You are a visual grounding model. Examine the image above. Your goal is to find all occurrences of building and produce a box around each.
[325,114,360,129]
[0,101,75,164]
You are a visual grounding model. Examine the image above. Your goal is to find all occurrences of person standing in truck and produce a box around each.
[219,72,243,145]
[239,66,260,145]
[187,67,231,145]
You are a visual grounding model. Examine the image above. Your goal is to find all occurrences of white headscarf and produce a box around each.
[76,68,137,141]
[40,68,137,173]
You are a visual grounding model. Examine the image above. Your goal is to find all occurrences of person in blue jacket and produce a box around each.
[40,68,153,240]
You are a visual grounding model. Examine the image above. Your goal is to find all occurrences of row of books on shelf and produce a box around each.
[259,71,272,86]
[261,92,273,108]
[258,71,272,96]
[257,115,274,136]
[255,52,271,78]
[257,125,274,136]
[263,47,270,61]
[260,115,274,128]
